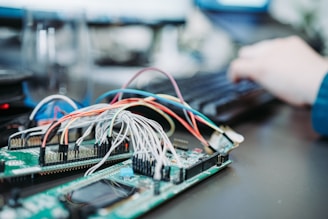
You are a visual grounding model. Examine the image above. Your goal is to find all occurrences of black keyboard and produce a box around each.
[140,70,273,124]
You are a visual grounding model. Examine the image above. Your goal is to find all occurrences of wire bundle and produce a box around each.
[10,67,242,180]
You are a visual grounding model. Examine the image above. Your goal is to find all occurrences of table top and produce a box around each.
[142,101,328,219]
[1,101,328,219]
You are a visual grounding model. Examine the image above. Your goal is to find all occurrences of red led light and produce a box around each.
[0,103,10,110]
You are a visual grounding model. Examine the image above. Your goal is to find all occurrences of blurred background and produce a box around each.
[0,0,328,146]
[0,0,327,104]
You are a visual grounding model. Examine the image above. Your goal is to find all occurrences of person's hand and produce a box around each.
[228,36,328,106]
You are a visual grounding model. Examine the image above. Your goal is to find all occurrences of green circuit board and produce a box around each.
[0,140,131,180]
[0,148,232,219]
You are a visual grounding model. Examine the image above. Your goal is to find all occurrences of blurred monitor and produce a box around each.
[194,0,303,44]
[195,0,270,13]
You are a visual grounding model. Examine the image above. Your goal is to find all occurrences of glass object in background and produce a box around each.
[22,9,92,108]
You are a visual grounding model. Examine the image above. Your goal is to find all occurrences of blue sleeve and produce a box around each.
[312,73,328,136]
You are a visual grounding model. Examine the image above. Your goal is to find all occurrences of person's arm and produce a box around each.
[228,36,328,135]
[312,73,328,136]
[228,36,328,106]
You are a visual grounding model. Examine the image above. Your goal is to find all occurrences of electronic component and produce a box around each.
[8,126,93,150]
[184,151,221,180]
[0,147,232,219]
[208,126,244,155]
[132,155,171,181]
[119,167,134,179]
[0,67,243,218]
[0,141,131,180]
[173,138,189,151]
[61,179,137,219]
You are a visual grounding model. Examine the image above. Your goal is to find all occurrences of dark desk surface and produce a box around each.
[142,101,328,219]
[1,101,328,219]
